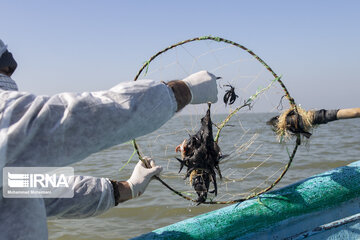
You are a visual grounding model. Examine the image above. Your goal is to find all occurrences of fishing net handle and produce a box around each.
[132,36,301,204]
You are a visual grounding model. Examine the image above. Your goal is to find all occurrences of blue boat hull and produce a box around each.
[132,160,360,239]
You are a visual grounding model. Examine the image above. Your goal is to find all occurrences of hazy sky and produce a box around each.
[1,0,359,110]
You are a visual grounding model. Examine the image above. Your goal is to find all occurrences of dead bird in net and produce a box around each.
[223,84,239,106]
[175,104,223,204]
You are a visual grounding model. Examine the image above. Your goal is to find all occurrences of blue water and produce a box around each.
[47,114,360,240]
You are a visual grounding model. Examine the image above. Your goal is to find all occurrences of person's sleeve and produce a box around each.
[312,109,339,125]
[0,80,177,167]
[44,175,115,218]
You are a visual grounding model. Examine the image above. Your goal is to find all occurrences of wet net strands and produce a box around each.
[131,36,301,204]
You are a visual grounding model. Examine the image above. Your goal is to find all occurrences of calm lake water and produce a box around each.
[47,113,360,240]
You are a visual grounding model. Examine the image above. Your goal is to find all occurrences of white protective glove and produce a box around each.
[126,158,163,198]
[182,70,219,104]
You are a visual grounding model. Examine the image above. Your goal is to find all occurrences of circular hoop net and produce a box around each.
[131,36,300,204]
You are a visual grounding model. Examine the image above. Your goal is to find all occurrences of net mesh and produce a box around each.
[132,37,298,204]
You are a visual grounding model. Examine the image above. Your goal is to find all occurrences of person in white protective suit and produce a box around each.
[0,39,219,240]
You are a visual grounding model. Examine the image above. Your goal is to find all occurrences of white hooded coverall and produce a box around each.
[0,73,177,240]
